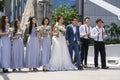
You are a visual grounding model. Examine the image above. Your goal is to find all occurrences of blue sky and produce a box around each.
[52,0,75,10]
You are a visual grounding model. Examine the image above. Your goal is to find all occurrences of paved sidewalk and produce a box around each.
[0,68,120,80]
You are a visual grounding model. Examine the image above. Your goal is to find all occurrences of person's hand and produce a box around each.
[66,41,69,46]
[86,33,90,37]
[78,41,80,45]
[103,32,106,35]
[98,32,101,35]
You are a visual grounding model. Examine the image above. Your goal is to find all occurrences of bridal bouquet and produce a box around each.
[44,26,51,31]
[16,31,22,35]
[35,26,42,32]
[8,27,14,33]
[8,27,14,38]
[58,25,66,36]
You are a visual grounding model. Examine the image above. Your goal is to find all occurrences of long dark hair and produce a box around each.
[41,17,49,25]
[28,16,37,34]
[13,19,20,35]
[1,16,8,32]
[57,16,63,22]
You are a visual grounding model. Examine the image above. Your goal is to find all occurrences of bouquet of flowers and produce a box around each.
[16,31,22,35]
[58,25,66,36]
[35,26,42,32]
[8,27,14,33]
[44,25,50,30]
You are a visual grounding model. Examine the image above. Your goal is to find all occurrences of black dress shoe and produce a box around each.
[102,66,109,69]
[12,69,17,72]
[3,69,9,73]
[95,67,100,69]
[33,68,38,71]
[78,66,83,70]
[84,65,88,68]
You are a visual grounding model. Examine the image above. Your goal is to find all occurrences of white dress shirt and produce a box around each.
[80,24,92,39]
[91,26,107,41]
[72,24,76,34]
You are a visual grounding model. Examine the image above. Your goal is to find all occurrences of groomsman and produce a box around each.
[80,17,92,68]
[91,19,109,69]
[73,19,82,64]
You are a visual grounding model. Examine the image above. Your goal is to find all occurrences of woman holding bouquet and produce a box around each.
[25,17,41,71]
[44,16,76,71]
[0,16,11,73]
[41,17,51,68]
[11,20,24,72]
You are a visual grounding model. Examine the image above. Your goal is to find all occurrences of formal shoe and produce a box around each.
[33,68,38,71]
[95,67,100,69]
[18,68,21,72]
[84,65,88,68]
[102,66,109,69]
[78,66,83,70]
[3,69,9,73]
[43,66,49,71]
[29,68,32,71]
[12,69,17,72]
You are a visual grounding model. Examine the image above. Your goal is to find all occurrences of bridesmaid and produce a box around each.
[41,17,51,68]
[25,17,41,71]
[11,20,24,72]
[0,16,11,73]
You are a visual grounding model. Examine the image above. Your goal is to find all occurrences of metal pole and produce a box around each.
[81,0,84,24]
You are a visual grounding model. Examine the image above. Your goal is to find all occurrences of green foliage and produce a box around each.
[105,22,120,44]
[0,0,6,12]
[52,5,81,26]
[23,28,29,46]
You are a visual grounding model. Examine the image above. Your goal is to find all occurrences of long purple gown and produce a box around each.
[11,31,24,69]
[41,26,51,66]
[1,27,11,68]
[25,26,41,68]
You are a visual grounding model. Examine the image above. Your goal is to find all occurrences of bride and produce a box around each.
[44,16,76,71]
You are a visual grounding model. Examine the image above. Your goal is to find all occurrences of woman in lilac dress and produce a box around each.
[0,16,11,73]
[41,17,51,69]
[25,17,41,71]
[11,20,24,72]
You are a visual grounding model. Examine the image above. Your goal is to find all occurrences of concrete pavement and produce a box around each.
[0,67,120,80]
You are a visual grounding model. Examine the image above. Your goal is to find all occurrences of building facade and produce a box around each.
[76,0,120,27]
[5,0,26,22]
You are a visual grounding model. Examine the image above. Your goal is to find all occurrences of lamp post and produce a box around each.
[81,0,84,24]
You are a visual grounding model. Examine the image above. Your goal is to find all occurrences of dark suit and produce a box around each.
[66,24,81,67]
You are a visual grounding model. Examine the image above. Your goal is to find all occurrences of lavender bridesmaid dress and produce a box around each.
[25,27,41,68]
[11,31,24,69]
[1,27,11,68]
[41,26,51,66]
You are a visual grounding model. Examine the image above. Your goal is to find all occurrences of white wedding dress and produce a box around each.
[46,27,76,71]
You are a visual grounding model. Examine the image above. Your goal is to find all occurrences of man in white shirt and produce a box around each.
[73,19,82,64]
[91,19,109,69]
[80,17,92,68]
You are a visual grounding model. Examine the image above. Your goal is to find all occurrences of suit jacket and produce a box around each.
[66,24,80,45]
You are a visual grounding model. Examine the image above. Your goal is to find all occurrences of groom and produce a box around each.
[66,18,83,70]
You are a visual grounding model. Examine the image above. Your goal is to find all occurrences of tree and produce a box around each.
[108,23,120,40]
[52,5,81,26]
[0,0,6,12]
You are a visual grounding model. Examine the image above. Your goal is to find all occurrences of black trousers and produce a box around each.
[94,41,106,67]
[80,38,89,65]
